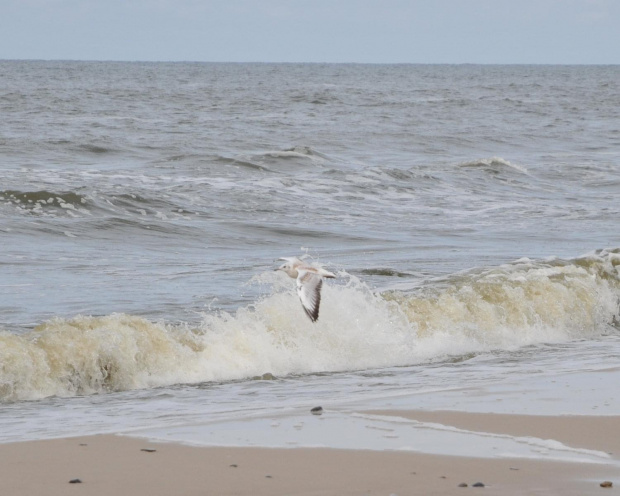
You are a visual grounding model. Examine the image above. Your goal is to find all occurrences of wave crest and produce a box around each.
[0,190,89,215]
[389,251,620,346]
[1,250,618,402]
[458,157,529,174]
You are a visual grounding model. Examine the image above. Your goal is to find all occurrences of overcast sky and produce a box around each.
[1,0,618,64]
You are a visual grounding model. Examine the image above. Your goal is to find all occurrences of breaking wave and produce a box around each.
[0,190,90,215]
[1,250,619,402]
[458,156,529,174]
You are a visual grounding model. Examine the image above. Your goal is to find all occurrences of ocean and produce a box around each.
[1,62,619,457]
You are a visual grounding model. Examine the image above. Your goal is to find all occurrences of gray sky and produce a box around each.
[1,0,619,63]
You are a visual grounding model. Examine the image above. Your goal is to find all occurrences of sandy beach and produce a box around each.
[1,411,617,496]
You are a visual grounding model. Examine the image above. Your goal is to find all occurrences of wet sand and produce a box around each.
[366,410,620,455]
[1,411,618,496]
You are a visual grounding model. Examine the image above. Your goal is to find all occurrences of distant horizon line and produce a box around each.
[1,58,618,66]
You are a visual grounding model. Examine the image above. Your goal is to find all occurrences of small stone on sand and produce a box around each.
[69,479,82,484]
[472,482,485,487]
[311,406,323,415]
[140,448,157,453]
[230,464,238,468]
[458,483,468,487]
[600,481,613,488]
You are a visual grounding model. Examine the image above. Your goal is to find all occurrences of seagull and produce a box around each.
[276,257,336,322]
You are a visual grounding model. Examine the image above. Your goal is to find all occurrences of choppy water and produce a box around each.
[1,62,619,448]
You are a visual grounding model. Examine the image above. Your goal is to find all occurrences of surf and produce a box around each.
[1,249,618,402]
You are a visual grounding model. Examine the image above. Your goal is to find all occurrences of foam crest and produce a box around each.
[458,156,529,174]
[390,250,619,348]
[0,315,206,401]
[1,251,618,402]
[0,189,91,217]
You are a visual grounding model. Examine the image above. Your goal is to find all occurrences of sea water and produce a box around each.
[1,62,619,458]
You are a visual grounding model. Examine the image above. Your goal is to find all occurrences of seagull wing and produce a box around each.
[296,269,323,322]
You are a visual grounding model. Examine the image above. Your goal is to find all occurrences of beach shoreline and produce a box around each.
[363,410,620,455]
[2,408,618,496]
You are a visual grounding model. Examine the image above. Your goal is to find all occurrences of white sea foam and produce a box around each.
[0,251,618,402]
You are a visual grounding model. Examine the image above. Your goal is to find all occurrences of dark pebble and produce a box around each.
[79,444,87,446]
[600,481,613,488]
[440,476,447,479]
[265,475,273,479]
[140,448,157,453]
[230,464,238,468]
[69,479,82,484]
[458,483,468,487]
[472,482,485,487]
[311,406,323,415]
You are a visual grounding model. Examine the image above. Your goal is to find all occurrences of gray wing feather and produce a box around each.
[296,270,323,322]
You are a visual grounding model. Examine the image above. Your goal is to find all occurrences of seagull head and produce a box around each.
[276,258,300,279]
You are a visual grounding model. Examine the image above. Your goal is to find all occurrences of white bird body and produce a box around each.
[276,257,335,322]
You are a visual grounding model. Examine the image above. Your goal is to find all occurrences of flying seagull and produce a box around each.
[276,257,336,322]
